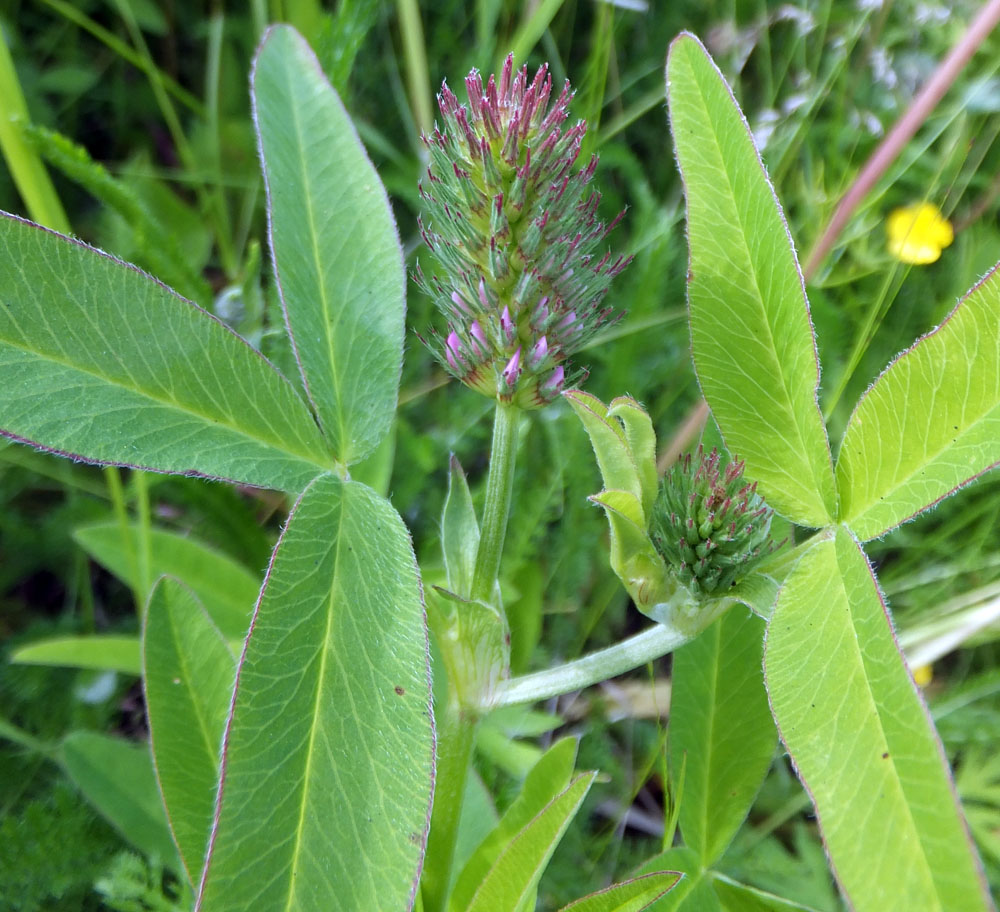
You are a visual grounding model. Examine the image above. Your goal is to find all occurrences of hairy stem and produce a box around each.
[497,598,734,707]
[471,401,519,603]
[421,700,478,912]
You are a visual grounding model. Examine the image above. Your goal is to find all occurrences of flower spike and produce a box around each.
[416,54,631,408]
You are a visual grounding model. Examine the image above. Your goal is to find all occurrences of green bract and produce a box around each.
[566,390,777,631]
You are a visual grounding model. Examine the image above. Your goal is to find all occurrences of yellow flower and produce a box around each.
[887,202,954,264]
[912,663,933,687]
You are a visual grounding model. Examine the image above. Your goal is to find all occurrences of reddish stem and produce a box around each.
[802,0,1000,279]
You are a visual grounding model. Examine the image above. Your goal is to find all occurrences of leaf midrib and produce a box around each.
[842,381,1000,533]
[683,49,833,519]
[825,537,942,905]
[0,334,328,473]
[276,52,349,458]
[282,491,344,912]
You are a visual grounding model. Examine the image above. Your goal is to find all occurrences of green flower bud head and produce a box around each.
[651,447,781,596]
[415,54,631,408]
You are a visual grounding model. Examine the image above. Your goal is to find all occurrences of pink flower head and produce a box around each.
[416,53,630,408]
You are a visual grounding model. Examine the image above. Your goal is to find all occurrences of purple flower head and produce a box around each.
[415,54,631,408]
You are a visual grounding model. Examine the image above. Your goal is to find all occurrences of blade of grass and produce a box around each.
[204,11,235,263]
[0,28,69,231]
[37,0,204,116]
[506,0,568,70]
[104,466,144,612]
[599,85,665,145]
[476,0,504,65]
[111,0,237,276]
[577,0,614,160]
[396,0,433,140]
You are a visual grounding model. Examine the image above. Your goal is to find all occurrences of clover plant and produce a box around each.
[1,24,998,912]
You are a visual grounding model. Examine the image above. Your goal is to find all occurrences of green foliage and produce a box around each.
[465,771,598,912]
[837,264,1000,540]
[12,635,146,676]
[452,737,580,909]
[94,852,185,912]
[557,872,682,912]
[564,391,674,618]
[74,521,260,639]
[2,2,1000,909]
[197,474,432,912]
[0,213,332,491]
[666,32,996,912]
[0,782,122,911]
[143,579,234,885]
[441,454,480,598]
[666,34,837,529]
[24,122,213,306]
[60,731,180,870]
[252,25,405,466]
[765,528,989,909]
[670,608,775,866]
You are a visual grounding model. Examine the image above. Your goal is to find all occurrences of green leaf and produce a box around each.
[589,489,674,616]
[670,608,775,866]
[565,390,652,513]
[252,24,405,465]
[442,454,479,598]
[0,212,331,491]
[565,391,680,616]
[764,527,990,910]
[60,730,179,869]
[143,578,235,885]
[196,473,432,912]
[11,635,145,675]
[74,521,261,638]
[607,396,658,520]
[727,572,779,620]
[451,737,578,911]
[837,266,1000,540]
[710,874,820,911]
[10,633,242,675]
[475,722,544,779]
[666,35,836,527]
[559,872,682,911]
[465,771,597,912]
[634,847,707,911]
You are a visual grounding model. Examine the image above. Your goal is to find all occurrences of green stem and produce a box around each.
[471,402,519,603]
[111,0,236,276]
[422,402,518,909]
[496,597,734,707]
[0,30,69,232]
[133,470,153,601]
[421,700,478,912]
[396,0,434,141]
[105,467,144,611]
[0,715,51,755]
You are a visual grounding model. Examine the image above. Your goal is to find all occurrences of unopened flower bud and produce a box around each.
[650,447,782,597]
